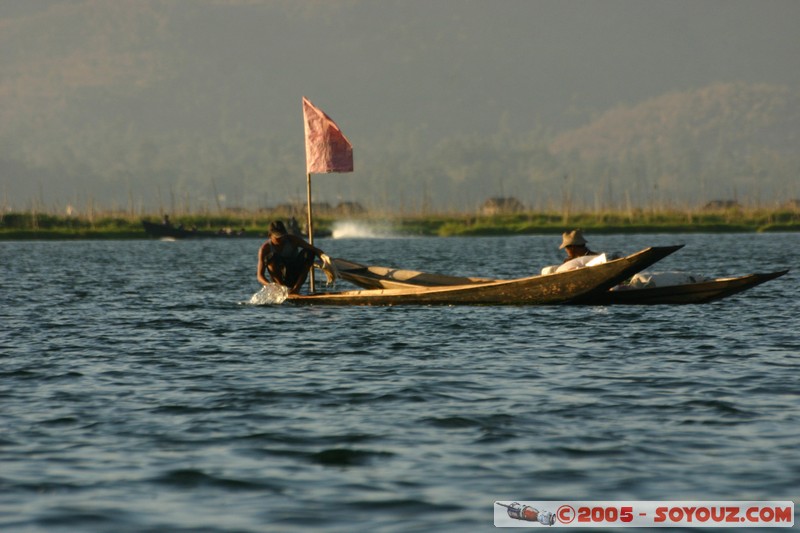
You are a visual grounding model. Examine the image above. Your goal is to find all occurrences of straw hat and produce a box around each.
[559,229,588,249]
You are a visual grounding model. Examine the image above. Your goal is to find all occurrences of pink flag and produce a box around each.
[303,97,354,173]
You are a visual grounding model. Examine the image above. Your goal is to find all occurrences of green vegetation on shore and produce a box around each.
[1,207,799,240]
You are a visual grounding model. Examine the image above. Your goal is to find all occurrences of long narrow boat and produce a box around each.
[331,255,787,305]
[287,245,681,306]
[142,220,331,239]
[141,220,247,239]
[578,270,788,305]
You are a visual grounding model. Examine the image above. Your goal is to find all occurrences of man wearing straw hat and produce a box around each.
[559,229,598,263]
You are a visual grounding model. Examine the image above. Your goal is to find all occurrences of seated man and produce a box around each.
[559,229,597,263]
[257,221,328,294]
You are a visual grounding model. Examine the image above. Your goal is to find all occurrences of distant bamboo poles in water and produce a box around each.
[4,175,800,232]
[7,199,800,220]
[3,202,799,235]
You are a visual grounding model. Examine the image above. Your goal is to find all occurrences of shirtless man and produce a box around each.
[257,221,328,294]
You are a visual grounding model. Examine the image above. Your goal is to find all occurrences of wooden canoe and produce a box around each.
[332,255,787,305]
[287,245,682,306]
[142,220,247,239]
[578,270,789,305]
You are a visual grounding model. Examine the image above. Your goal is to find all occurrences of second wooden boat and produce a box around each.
[578,270,788,305]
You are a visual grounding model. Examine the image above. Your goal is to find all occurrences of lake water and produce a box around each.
[1,232,798,532]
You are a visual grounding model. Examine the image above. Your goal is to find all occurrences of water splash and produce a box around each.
[331,221,396,239]
[248,284,289,305]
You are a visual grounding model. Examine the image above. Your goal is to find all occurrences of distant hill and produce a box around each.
[551,83,799,158]
[547,83,800,208]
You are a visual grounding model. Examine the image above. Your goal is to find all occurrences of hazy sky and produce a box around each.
[1,0,799,211]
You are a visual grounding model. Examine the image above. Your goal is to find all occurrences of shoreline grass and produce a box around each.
[1,208,798,240]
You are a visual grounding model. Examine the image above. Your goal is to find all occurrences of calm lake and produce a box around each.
[1,232,798,532]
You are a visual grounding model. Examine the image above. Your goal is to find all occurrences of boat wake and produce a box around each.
[247,284,289,305]
[332,221,396,239]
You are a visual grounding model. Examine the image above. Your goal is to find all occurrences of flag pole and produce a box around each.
[302,96,352,295]
[306,171,315,293]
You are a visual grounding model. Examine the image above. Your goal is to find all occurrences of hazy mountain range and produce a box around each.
[1,0,799,213]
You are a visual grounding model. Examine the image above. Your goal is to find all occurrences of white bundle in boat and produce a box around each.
[541,252,622,275]
[623,271,710,289]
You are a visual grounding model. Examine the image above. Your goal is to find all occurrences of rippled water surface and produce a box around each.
[1,233,798,532]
